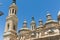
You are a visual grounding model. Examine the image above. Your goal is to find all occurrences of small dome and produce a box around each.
[9,3,17,10]
[23,19,27,24]
[58,11,60,16]
[47,13,51,16]
[39,19,42,22]
[46,11,51,16]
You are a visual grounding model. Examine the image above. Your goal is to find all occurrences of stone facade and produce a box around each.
[3,0,60,40]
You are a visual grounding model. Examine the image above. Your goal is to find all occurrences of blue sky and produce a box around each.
[0,0,60,40]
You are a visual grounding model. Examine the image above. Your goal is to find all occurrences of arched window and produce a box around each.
[7,24,9,29]
[12,9,14,13]
[13,25,16,30]
[15,10,16,14]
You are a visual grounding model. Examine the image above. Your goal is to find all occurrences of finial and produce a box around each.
[32,16,34,21]
[13,0,16,4]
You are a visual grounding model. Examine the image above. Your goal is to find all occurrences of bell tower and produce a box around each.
[3,0,18,40]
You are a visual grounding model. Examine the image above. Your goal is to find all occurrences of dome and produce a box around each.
[21,28,29,30]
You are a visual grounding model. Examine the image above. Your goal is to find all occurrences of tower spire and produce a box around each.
[23,19,27,28]
[31,16,36,30]
[46,11,52,21]
[13,0,16,4]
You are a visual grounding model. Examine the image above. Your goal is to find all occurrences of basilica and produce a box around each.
[3,0,60,40]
